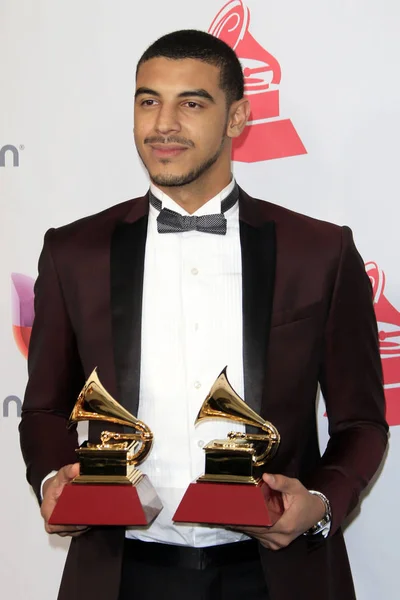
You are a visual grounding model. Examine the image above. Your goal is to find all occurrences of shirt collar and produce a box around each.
[149,178,236,217]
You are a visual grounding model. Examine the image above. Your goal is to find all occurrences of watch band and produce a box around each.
[304,490,332,538]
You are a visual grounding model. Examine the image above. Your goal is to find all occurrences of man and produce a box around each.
[20,30,388,600]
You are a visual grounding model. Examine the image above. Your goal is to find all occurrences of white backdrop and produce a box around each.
[1,1,399,598]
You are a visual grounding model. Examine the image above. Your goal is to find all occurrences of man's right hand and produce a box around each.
[41,463,90,537]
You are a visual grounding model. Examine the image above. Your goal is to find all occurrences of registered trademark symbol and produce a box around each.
[19,145,25,150]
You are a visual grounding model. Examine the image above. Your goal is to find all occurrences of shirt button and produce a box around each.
[191,267,199,276]
[194,381,201,390]
[198,440,205,448]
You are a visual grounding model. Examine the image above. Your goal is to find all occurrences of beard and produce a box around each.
[138,135,227,188]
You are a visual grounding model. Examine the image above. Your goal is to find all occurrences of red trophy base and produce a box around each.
[49,475,162,526]
[173,481,284,527]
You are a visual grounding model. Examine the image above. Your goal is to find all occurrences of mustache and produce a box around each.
[144,136,195,148]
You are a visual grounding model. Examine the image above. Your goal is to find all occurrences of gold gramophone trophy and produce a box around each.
[173,367,283,526]
[49,368,162,526]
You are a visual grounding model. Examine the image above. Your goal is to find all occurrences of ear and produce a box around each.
[226,98,251,139]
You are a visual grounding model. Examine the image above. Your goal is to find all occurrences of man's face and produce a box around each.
[134,57,232,188]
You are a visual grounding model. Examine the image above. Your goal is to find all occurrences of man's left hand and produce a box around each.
[232,473,326,551]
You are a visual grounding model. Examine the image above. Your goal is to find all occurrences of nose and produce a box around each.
[155,104,181,135]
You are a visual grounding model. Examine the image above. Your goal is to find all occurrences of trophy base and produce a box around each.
[173,481,283,527]
[49,473,162,526]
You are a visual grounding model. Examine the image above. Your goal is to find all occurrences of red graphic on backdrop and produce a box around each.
[209,0,307,163]
[11,273,35,358]
[366,262,400,426]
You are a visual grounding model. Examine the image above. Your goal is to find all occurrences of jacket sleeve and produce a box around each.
[304,226,389,535]
[19,228,85,502]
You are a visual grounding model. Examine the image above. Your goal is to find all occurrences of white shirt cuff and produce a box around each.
[40,470,57,501]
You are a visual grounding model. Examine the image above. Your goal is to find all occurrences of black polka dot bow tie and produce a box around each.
[149,183,239,235]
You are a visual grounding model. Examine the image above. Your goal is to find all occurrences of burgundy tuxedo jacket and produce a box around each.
[20,188,388,600]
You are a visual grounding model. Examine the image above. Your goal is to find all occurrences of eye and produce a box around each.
[184,101,201,109]
[141,99,158,107]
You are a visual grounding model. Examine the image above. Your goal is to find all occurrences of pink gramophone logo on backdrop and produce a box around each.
[209,0,307,163]
[11,273,35,358]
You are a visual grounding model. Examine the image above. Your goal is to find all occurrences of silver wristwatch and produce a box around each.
[304,490,332,538]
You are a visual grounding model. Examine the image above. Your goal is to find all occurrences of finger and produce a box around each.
[230,515,295,537]
[259,533,294,551]
[233,527,291,550]
[54,463,80,487]
[227,522,296,550]
[229,525,270,535]
[57,528,90,538]
[260,539,282,551]
[262,473,300,494]
[45,523,88,534]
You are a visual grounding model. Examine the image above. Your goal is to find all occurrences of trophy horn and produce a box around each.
[70,368,141,429]
[196,367,280,466]
[196,367,269,430]
[69,368,153,464]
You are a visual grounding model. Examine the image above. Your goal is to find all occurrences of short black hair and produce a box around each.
[136,29,244,106]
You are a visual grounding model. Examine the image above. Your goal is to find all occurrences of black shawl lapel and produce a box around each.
[108,188,275,423]
[110,216,148,417]
[240,215,276,419]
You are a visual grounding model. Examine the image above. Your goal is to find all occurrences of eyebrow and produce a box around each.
[135,87,160,99]
[178,89,215,103]
[135,87,215,103]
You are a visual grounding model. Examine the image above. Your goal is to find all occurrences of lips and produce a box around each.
[149,144,188,159]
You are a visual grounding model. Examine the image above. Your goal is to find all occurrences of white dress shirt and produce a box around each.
[41,182,331,540]
[126,179,249,547]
